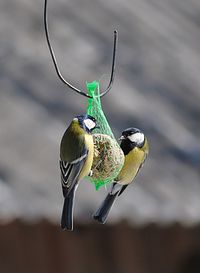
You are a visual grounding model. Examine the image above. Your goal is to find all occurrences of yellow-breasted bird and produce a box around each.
[60,114,97,230]
[93,127,149,224]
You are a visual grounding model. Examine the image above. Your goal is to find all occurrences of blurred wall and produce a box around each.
[1,222,200,273]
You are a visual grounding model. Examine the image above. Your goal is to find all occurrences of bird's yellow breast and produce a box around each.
[116,147,146,185]
[79,133,94,180]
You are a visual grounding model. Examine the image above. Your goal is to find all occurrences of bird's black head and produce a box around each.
[119,127,145,155]
[76,114,97,133]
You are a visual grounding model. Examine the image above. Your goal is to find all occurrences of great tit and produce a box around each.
[93,127,149,224]
[60,114,97,230]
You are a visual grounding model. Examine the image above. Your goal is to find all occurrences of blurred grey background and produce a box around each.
[1,1,200,273]
[1,0,200,225]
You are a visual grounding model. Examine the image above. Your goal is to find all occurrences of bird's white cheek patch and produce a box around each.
[128,132,144,145]
[84,119,96,130]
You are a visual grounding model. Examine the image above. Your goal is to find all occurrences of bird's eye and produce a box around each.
[84,119,96,130]
[128,132,144,145]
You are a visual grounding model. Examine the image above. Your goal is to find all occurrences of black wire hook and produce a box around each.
[44,0,118,98]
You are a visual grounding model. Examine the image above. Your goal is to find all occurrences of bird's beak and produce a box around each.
[118,135,125,141]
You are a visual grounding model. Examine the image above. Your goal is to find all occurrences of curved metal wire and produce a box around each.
[44,0,117,98]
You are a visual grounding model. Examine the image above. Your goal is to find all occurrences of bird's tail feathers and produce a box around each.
[93,191,119,224]
[61,186,77,231]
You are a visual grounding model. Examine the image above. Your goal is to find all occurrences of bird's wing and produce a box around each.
[116,151,148,196]
[136,151,148,175]
[60,149,88,197]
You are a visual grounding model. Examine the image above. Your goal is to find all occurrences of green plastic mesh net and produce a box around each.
[86,81,124,190]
